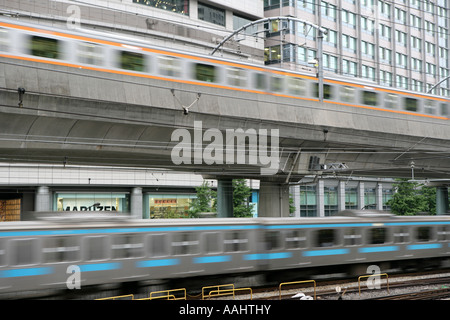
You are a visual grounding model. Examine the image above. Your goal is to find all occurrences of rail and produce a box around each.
[279,280,316,300]
[358,273,389,297]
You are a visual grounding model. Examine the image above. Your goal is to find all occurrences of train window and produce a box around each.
[30,36,60,59]
[416,227,434,242]
[227,67,247,87]
[369,228,387,244]
[120,51,145,72]
[287,77,306,95]
[340,86,355,103]
[159,56,180,77]
[344,228,362,246]
[393,227,410,243]
[385,94,397,108]
[438,226,450,241]
[112,234,143,259]
[194,63,216,82]
[85,236,108,261]
[11,239,37,265]
[148,234,169,257]
[253,73,267,90]
[43,237,79,263]
[362,91,377,106]
[313,83,332,99]
[224,231,248,252]
[0,28,9,52]
[266,231,282,250]
[424,100,436,114]
[204,233,222,254]
[172,233,199,255]
[315,229,336,247]
[270,76,284,92]
[78,42,103,65]
[404,97,418,112]
[286,230,307,249]
[440,103,449,117]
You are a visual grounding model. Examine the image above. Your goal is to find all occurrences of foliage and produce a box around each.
[189,179,255,218]
[289,194,296,215]
[189,181,217,217]
[387,179,436,215]
[232,179,255,218]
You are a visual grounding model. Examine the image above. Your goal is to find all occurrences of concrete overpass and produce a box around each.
[1,57,450,217]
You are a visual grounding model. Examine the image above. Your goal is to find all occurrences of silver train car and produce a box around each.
[0,18,449,121]
[0,211,450,296]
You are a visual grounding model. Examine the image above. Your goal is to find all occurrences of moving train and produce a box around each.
[0,210,450,297]
[0,18,449,120]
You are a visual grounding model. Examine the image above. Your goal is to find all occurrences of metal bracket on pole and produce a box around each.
[171,89,201,115]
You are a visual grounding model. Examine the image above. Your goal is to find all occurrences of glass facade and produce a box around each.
[198,2,225,26]
[132,0,189,16]
[324,186,338,216]
[300,186,316,217]
[146,194,196,219]
[54,193,129,212]
[345,187,358,209]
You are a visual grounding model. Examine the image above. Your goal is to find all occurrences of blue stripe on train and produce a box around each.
[0,267,53,278]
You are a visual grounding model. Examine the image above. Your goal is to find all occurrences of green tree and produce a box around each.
[189,181,216,217]
[387,179,436,215]
[232,179,255,218]
[289,194,296,215]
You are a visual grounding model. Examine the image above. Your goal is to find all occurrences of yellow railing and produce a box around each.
[358,273,389,297]
[279,280,316,300]
[147,288,187,300]
[207,287,253,300]
[202,284,235,300]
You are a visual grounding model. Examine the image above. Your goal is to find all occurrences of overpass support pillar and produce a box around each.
[258,181,290,217]
[131,187,143,219]
[35,186,51,212]
[436,187,449,215]
[217,179,233,218]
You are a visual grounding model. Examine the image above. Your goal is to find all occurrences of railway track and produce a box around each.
[369,287,450,300]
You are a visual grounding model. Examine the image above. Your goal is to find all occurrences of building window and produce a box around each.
[342,10,356,27]
[364,188,376,209]
[343,59,357,77]
[300,186,317,217]
[132,0,189,15]
[55,193,130,212]
[324,186,338,216]
[345,187,358,209]
[148,194,196,218]
[233,15,258,35]
[342,34,357,53]
[264,0,281,10]
[297,0,316,13]
[264,45,281,64]
[198,2,225,26]
[321,1,337,21]
[323,53,338,72]
[382,188,393,210]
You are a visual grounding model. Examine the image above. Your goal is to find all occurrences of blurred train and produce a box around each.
[1,210,450,296]
[0,17,449,120]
